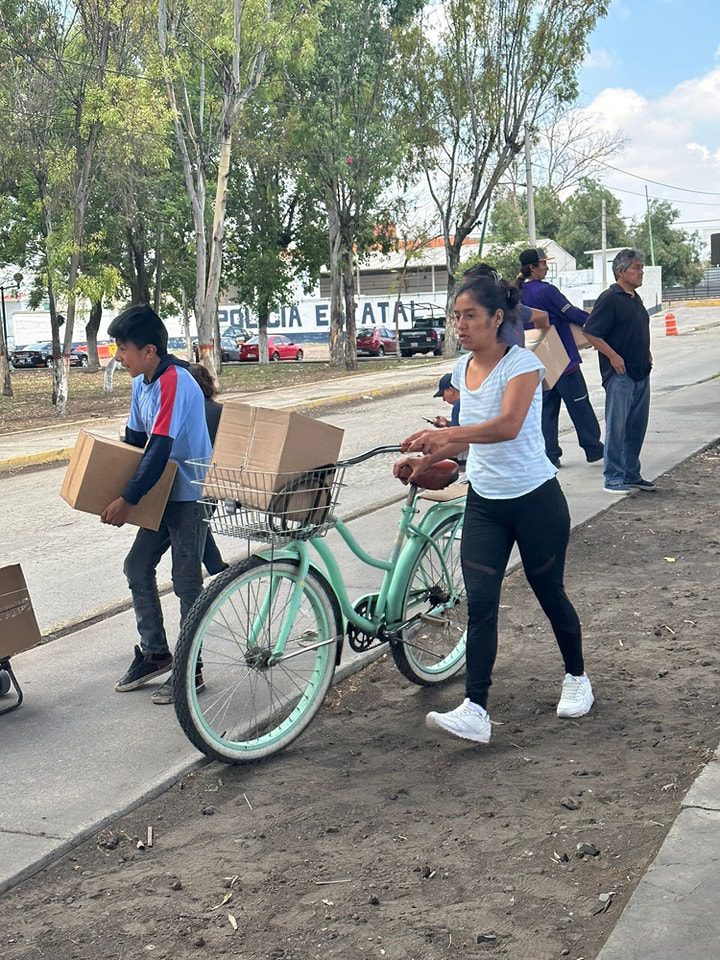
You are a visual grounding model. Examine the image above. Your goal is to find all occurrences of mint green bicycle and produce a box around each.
[174,447,467,764]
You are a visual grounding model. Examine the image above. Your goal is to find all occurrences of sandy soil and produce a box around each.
[3,445,720,960]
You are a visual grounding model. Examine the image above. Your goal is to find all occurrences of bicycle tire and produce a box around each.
[173,556,341,763]
[391,514,466,685]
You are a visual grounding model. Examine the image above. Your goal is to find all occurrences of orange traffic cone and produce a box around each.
[664,312,678,336]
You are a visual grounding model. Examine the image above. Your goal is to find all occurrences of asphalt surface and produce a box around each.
[2,305,720,958]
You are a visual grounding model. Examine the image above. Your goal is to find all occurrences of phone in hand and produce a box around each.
[422,417,436,425]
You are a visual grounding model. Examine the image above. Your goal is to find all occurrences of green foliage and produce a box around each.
[630,201,704,287]
[457,243,529,285]
[489,187,562,244]
[556,179,627,267]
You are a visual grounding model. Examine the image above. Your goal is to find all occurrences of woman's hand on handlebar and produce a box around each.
[400,428,451,457]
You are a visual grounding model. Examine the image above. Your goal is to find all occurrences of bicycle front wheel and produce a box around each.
[391,514,467,685]
[174,556,341,763]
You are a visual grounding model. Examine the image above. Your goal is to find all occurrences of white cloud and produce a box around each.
[576,69,720,237]
[584,48,615,70]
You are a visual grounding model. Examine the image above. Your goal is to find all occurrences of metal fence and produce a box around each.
[663,268,720,303]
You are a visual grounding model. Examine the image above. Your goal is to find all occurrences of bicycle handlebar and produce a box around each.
[335,445,402,468]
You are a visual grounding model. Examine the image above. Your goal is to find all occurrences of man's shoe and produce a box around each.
[550,458,561,469]
[151,668,205,705]
[626,478,657,492]
[557,673,594,718]
[603,484,633,494]
[586,450,604,463]
[425,699,491,743]
[115,645,172,692]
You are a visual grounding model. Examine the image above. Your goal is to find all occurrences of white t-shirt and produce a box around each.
[451,346,556,499]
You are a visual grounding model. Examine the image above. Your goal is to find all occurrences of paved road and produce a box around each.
[4,315,718,633]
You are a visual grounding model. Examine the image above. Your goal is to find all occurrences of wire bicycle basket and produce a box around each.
[189,460,345,543]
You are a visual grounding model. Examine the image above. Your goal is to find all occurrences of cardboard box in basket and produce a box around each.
[207,404,344,524]
[61,430,178,531]
[0,564,41,660]
[524,326,570,390]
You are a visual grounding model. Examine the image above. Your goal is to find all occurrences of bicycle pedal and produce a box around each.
[420,613,450,625]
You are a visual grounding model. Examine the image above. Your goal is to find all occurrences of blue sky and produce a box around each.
[571,0,720,239]
[578,0,719,103]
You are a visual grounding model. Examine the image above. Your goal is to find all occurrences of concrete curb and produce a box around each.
[0,375,443,472]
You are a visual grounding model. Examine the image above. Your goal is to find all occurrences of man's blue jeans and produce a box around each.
[603,373,650,488]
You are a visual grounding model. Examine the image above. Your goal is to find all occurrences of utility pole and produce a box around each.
[601,198,608,289]
[524,125,536,246]
[645,185,656,266]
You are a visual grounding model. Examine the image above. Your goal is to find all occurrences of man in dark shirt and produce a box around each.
[583,249,654,494]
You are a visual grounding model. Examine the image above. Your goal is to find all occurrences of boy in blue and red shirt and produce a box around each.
[101,304,211,704]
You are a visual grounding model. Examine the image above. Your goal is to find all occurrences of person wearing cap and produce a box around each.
[463,262,549,346]
[432,372,461,428]
[518,248,604,468]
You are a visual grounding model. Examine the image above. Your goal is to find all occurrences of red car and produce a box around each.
[356,326,398,357]
[239,335,304,362]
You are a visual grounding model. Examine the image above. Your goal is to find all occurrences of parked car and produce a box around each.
[398,304,446,357]
[356,326,398,357]
[192,336,243,363]
[221,325,252,343]
[239,335,304,362]
[11,341,88,368]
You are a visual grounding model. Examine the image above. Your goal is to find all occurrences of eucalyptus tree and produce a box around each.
[402,0,609,354]
[287,0,422,369]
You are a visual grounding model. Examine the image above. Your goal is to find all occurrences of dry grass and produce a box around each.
[0,353,429,433]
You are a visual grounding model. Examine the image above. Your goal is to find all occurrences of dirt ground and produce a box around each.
[3,445,720,960]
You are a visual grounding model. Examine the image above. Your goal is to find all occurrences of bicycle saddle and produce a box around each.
[395,459,460,490]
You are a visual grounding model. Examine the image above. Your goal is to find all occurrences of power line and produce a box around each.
[591,156,720,197]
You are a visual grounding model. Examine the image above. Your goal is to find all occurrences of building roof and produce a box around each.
[321,238,561,275]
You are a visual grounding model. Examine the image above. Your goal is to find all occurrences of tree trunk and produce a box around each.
[200,128,233,375]
[181,289,193,362]
[327,203,345,368]
[85,299,102,371]
[154,227,163,313]
[0,288,12,397]
[341,246,358,371]
[258,300,270,364]
[442,244,461,357]
[103,356,119,393]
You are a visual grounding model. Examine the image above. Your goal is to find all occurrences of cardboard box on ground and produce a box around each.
[524,326,571,389]
[0,565,41,659]
[206,404,345,527]
[61,430,177,531]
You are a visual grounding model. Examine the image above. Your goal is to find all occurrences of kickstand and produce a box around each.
[0,657,24,716]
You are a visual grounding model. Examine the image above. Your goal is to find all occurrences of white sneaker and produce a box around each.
[556,673,594,718]
[425,699,491,743]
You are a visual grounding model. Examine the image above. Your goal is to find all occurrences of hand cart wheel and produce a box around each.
[0,658,23,715]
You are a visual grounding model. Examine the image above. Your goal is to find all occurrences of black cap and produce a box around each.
[519,247,553,267]
[434,373,453,397]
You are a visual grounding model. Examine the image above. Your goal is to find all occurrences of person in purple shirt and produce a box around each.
[518,248,604,468]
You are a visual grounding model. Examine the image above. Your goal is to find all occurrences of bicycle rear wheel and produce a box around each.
[391,514,466,685]
[174,556,341,763]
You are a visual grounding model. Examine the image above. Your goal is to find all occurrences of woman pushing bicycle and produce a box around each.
[394,276,594,744]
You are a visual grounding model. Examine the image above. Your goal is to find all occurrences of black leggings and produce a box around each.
[461,478,583,709]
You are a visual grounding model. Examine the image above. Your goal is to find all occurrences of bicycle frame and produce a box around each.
[255,485,465,662]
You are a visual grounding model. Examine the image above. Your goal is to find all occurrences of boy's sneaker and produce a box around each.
[115,645,172,692]
[151,668,205,706]
[557,673,594,718]
[603,483,633,495]
[626,478,657,492]
[425,699,491,743]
